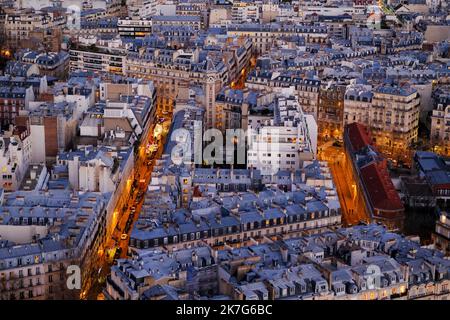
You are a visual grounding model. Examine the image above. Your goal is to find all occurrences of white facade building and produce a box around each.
[247,95,317,175]
[231,2,260,24]
[0,130,32,191]
[127,0,158,18]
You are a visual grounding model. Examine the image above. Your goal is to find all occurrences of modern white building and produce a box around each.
[231,2,260,24]
[117,17,153,38]
[69,36,128,75]
[247,95,317,175]
[127,0,158,18]
[0,128,32,191]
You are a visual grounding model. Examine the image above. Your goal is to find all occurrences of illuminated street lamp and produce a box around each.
[1,49,11,58]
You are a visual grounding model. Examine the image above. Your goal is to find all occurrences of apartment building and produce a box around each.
[0,86,32,129]
[129,186,341,252]
[0,75,51,129]
[20,50,70,79]
[212,88,252,132]
[69,37,127,75]
[343,83,373,127]
[105,224,450,300]
[124,32,253,113]
[430,103,450,155]
[0,190,109,300]
[152,16,202,32]
[175,2,209,27]
[318,82,346,141]
[127,0,158,18]
[227,23,329,54]
[247,72,321,121]
[371,85,420,163]
[0,127,32,191]
[117,17,153,38]
[2,7,66,50]
[105,247,217,300]
[126,48,225,114]
[247,94,317,175]
[191,168,263,194]
[231,2,260,24]
[343,83,421,164]
[79,17,118,37]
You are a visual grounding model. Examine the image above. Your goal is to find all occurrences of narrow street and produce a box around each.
[84,102,173,300]
[318,142,370,226]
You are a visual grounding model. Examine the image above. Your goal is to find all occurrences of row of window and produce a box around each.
[131,211,340,249]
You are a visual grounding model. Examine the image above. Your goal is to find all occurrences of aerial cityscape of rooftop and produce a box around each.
[0,0,449,306]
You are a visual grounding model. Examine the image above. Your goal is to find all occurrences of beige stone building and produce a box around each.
[370,85,420,163]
